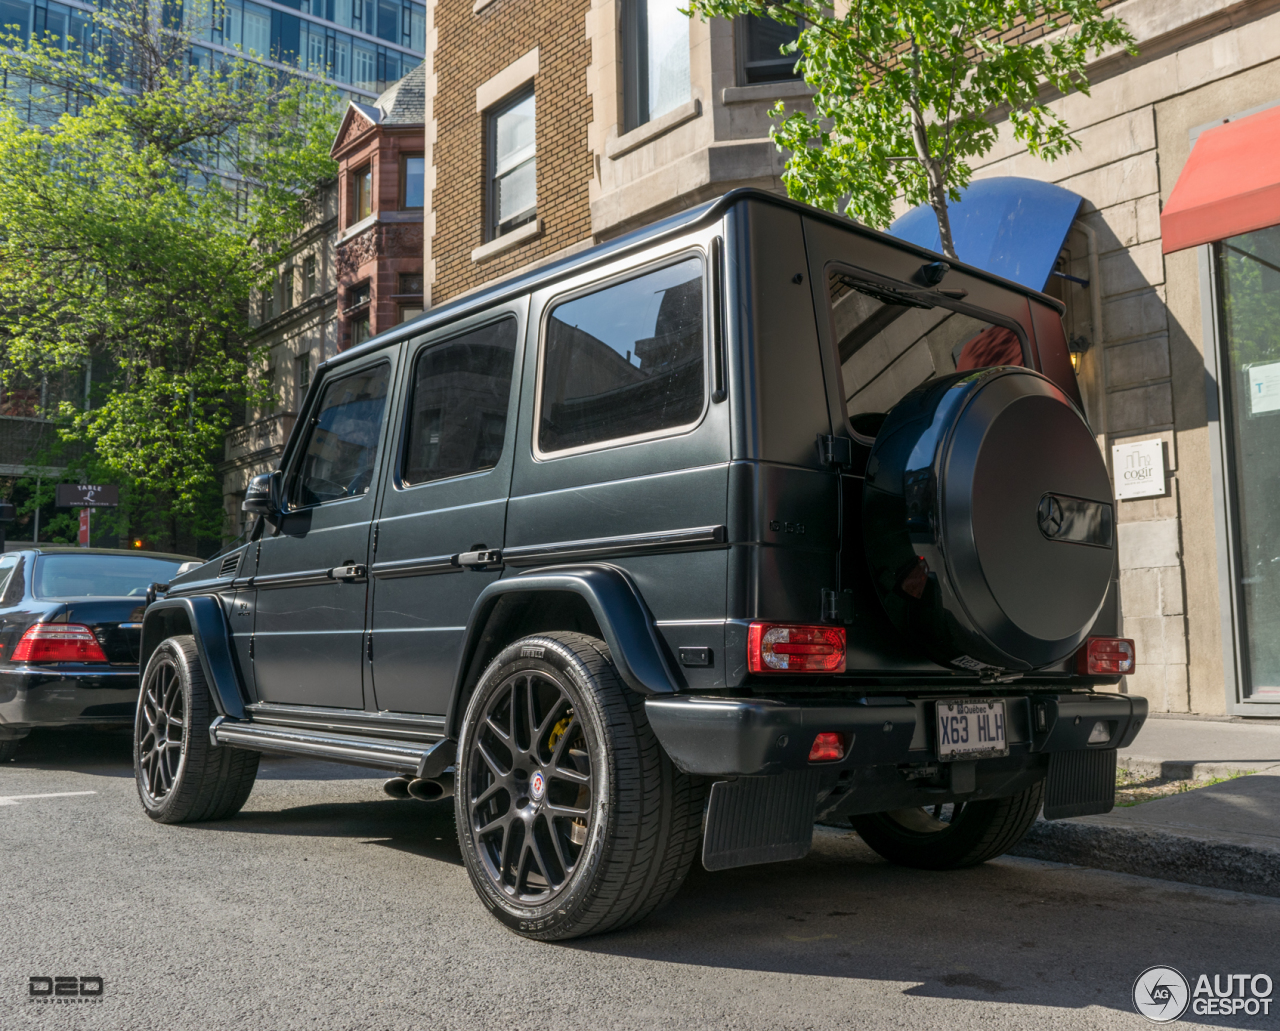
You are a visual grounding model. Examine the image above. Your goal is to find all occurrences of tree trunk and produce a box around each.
[907,106,959,261]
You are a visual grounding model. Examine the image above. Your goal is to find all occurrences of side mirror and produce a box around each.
[242,471,282,520]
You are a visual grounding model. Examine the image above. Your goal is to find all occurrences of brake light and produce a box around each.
[1077,636,1135,676]
[809,732,846,762]
[748,622,846,673]
[11,624,108,664]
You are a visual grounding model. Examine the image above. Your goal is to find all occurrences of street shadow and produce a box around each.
[2,726,135,777]
[191,794,463,866]
[562,828,1279,1025]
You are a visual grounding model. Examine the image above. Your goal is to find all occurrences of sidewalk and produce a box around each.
[1011,714,1280,896]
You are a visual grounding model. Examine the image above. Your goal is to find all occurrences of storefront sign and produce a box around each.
[1247,361,1280,415]
[1113,438,1166,500]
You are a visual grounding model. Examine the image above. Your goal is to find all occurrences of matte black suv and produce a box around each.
[136,190,1145,940]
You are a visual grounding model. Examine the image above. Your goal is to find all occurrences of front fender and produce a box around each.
[141,596,247,719]
[448,564,678,736]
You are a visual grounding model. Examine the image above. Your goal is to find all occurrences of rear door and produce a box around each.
[505,230,731,686]
[252,350,397,709]
[368,303,525,715]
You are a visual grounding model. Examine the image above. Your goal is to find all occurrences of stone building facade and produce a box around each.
[219,182,339,540]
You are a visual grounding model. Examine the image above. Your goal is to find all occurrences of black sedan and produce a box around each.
[0,548,200,761]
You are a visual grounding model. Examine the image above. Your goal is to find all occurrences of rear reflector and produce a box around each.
[11,623,109,664]
[748,623,846,673]
[808,732,846,762]
[1077,637,1135,676]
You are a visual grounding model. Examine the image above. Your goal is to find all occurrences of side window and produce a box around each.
[402,319,518,486]
[290,363,390,508]
[828,270,1026,437]
[538,257,704,455]
[0,555,20,604]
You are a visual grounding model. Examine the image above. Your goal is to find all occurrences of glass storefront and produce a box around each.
[1215,225,1280,699]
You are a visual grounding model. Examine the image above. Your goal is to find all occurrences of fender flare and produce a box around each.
[140,595,247,720]
[446,564,679,738]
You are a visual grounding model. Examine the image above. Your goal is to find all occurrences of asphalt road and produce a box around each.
[2,728,1277,1031]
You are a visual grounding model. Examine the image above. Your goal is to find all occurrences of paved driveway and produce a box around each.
[2,728,1276,1030]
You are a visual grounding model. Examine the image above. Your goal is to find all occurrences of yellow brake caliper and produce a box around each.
[547,712,589,847]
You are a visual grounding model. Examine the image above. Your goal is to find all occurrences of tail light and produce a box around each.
[11,624,109,664]
[1076,636,1135,676]
[747,622,846,673]
[808,732,846,762]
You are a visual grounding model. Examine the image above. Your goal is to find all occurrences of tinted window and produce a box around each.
[403,319,518,486]
[539,257,704,454]
[292,363,390,508]
[829,270,1025,437]
[0,555,20,602]
[34,555,184,599]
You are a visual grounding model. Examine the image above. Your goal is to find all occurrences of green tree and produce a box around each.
[686,0,1135,259]
[0,0,338,548]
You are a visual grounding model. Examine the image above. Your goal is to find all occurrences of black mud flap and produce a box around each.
[1043,748,1116,820]
[702,769,822,871]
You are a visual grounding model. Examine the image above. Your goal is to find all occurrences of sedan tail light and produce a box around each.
[748,623,846,673]
[1076,636,1135,676]
[11,624,109,664]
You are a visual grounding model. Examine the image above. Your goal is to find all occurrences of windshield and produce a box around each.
[33,555,185,599]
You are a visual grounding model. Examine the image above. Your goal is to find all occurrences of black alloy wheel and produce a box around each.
[851,780,1044,870]
[136,649,187,803]
[467,665,593,905]
[133,635,260,824]
[456,631,705,941]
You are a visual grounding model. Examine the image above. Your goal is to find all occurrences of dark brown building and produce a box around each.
[332,64,428,350]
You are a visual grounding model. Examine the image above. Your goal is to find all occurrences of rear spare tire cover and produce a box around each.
[863,367,1114,672]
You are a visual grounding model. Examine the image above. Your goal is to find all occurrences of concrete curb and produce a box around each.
[1008,818,1280,897]
[1118,756,1279,782]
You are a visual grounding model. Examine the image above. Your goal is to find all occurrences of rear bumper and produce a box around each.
[0,666,139,734]
[645,691,1146,777]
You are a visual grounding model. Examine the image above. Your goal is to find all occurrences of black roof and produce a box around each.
[321,188,1064,375]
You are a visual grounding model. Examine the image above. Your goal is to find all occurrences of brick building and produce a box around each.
[332,64,428,348]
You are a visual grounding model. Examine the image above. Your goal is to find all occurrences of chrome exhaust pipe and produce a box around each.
[382,775,413,799]
[407,771,455,801]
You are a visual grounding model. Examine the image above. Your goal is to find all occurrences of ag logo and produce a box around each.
[1133,966,1190,1023]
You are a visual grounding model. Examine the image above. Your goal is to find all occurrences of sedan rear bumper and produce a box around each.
[645,691,1146,776]
[0,666,139,733]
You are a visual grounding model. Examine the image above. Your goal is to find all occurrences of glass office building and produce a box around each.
[0,0,424,119]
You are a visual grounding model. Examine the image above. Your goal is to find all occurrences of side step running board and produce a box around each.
[210,717,430,773]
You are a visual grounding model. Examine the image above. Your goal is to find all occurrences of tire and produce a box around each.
[133,635,260,823]
[851,779,1044,870]
[0,737,20,762]
[455,631,705,941]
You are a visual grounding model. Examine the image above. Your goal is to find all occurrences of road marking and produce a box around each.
[0,791,97,807]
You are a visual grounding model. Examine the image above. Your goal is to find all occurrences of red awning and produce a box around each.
[1161,105,1280,254]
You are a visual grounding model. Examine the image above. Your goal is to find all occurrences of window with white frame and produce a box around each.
[622,0,691,130]
[489,90,536,239]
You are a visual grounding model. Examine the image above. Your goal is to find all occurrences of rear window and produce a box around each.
[538,256,705,455]
[829,270,1026,437]
[34,555,185,599]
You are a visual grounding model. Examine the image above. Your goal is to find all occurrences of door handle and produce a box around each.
[329,564,368,581]
[454,549,503,571]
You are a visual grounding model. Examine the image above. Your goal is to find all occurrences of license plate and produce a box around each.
[936,699,1008,760]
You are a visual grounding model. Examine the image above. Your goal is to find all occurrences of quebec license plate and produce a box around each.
[936,699,1008,761]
